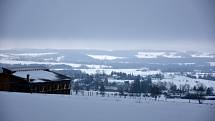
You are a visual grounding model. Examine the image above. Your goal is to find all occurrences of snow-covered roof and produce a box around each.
[12,70,71,83]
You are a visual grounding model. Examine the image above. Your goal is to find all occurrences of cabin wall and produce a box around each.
[30,81,71,94]
[0,73,29,92]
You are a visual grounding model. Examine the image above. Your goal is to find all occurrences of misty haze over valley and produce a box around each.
[1,0,215,121]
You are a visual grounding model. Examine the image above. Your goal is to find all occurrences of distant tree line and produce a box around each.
[56,69,214,104]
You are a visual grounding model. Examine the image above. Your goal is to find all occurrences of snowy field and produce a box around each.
[87,54,124,60]
[77,69,161,76]
[0,91,215,121]
[135,52,182,58]
[153,74,215,89]
[0,59,111,69]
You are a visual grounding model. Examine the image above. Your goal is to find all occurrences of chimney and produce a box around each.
[27,74,30,82]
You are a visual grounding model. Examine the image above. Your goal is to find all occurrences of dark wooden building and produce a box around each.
[0,66,72,95]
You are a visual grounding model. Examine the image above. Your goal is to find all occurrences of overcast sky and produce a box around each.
[0,0,215,51]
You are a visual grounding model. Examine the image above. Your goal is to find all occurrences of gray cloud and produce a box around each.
[0,0,215,51]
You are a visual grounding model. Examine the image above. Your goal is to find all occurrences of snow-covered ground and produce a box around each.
[0,59,111,69]
[208,62,215,66]
[87,54,124,60]
[108,78,134,83]
[77,69,161,76]
[77,69,215,89]
[153,74,215,89]
[10,52,57,57]
[0,91,214,121]
[191,53,214,58]
[135,52,182,58]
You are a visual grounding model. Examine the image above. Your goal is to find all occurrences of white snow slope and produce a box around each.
[0,59,111,69]
[87,54,124,60]
[0,92,215,121]
[153,75,215,89]
[135,52,182,58]
[77,69,161,76]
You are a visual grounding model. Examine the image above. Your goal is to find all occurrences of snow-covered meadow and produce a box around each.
[153,74,215,89]
[77,69,161,76]
[87,54,124,60]
[0,91,215,121]
[135,52,182,58]
[0,59,111,69]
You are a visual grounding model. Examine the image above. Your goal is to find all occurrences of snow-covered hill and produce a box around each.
[87,54,124,60]
[0,49,215,70]
[77,69,161,76]
[0,92,215,121]
[153,74,215,89]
